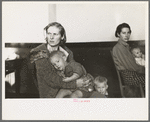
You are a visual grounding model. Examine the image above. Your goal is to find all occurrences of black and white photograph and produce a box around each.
[2,1,149,120]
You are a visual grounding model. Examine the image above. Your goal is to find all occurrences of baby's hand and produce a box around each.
[63,77,71,82]
[99,90,106,95]
[142,54,145,59]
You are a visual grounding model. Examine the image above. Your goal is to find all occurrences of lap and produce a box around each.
[71,90,83,98]
[90,91,106,98]
[71,90,93,98]
[120,70,145,86]
[56,89,72,98]
[79,90,94,98]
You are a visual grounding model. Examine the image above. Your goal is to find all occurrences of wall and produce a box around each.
[2,2,49,43]
[56,2,147,43]
[2,2,148,43]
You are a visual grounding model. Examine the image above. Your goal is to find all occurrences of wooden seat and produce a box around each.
[110,50,144,98]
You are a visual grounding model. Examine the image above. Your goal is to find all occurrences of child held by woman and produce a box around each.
[131,47,145,67]
[49,50,94,98]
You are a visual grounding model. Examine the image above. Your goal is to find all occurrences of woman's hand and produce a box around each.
[83,79,90,87]
[76,78,91,88]
[76,78,84,87]
[142,54,145,59]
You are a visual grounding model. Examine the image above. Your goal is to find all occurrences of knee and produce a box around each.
[70,93,78,98]
[59,89,65,93]
[70,90,83,98]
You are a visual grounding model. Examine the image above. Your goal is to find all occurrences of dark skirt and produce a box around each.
[120,70,145,89]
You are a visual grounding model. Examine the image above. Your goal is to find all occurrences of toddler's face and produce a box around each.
[51,55,66,71]
[132,48,142,58]
[95,82,108,94]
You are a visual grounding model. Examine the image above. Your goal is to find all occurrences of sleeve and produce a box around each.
[70,62,84,77]
[113,46,145,74]
[35,58,77,89]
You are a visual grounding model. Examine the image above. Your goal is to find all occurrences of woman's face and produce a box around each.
[46,26,63,47]
[118,27,131,42]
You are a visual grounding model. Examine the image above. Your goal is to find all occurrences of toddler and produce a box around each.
[131,47,145,66]
[49,50,94,98]
[94,76,108,97]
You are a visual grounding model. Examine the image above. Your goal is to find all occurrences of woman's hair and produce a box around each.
[44,22,67,45]
[115,23,132,37]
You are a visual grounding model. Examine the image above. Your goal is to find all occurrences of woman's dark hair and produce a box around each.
[115,23,132,37]
[44,22,67,45]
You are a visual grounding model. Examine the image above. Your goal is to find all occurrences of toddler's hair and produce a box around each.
[123,85,141,98]
[94,76,107,85]
[49,50,65,61]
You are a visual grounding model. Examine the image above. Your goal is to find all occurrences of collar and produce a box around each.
[47,44,58,52]
[118,39,129,47]
[47,44,69,58]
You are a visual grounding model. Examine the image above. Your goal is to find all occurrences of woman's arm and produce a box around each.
[142,54,145,60]
[36,60,77,89]
[113,45,145,74]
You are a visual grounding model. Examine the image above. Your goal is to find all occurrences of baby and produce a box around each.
[131,47,145,66]
[93,76,108,97]
[49,50,94,98]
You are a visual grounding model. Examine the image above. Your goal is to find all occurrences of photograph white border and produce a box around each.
[2,1,149,120]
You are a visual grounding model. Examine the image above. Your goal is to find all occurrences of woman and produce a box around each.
[112,23,145,88]
[30,22,85,98]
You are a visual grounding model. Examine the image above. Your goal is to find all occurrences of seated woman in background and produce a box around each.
[112,23,145,89]
[30,22,86,98]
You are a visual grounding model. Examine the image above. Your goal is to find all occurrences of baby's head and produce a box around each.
[94,76,108,94]
[131,47,142,58]
[49,50,67,71]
